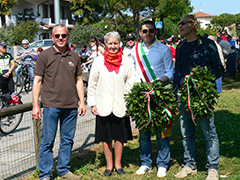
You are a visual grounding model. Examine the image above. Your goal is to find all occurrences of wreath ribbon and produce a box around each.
[185,73,214,126]
[138,89,173,130]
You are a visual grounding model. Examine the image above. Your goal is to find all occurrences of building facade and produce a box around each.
[1,0,75,41]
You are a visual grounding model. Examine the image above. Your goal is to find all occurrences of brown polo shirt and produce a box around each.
[34,46,82,108]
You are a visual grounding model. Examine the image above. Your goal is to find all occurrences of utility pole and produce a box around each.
[54,0,60,24]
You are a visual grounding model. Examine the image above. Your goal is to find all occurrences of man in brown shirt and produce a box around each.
[32,24,86,180]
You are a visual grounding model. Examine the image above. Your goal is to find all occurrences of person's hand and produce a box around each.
[81,63,86,67]
[91,106,98,115]
[32,105,42,121]
[4,72,11,78]
[78,103,86,116]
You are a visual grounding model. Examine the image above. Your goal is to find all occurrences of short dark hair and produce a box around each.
[140,20,156,30]
[37,47,43,52]
[82,44,87,48]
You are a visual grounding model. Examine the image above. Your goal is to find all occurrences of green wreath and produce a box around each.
[124,80,178,131]
[178,66,219,123]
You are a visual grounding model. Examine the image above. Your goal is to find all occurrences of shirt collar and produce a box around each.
[142,39,158,48]
[51,44,71,56]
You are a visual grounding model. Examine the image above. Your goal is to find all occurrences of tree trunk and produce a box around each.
[160,14,165,38]
[135,9,139,35]
[0,14,6,28]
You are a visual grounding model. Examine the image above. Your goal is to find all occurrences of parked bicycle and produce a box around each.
[0,91,23,134]
[15,64,31,94]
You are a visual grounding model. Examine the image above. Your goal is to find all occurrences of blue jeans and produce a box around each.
[139,128,170,168]
[38,107,78,179]
[179,103,219,170]
[15,64,34,87]
[215,76,222,94]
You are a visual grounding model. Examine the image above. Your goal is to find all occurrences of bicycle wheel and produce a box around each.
[24,73,31,92]
[15,73,24,94]
[0,103,24,134]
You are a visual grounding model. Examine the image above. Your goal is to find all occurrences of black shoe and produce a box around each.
[116,168,125,175]
[103,169,112,176]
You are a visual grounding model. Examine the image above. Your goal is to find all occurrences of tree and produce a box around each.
[0,23,14,44]
[69,24,105,45]
[102,0,155,35]
[235,13,240,25]
[197,26,218,37]
[210,13,236,31]
[161,18,179,38]
[0,0,18,28]
[69,0,192,38]
[153,0,193,38]
[12,21,39,45]
[69,0,106,24]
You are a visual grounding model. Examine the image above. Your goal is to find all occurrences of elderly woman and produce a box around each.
[87,31,135,176]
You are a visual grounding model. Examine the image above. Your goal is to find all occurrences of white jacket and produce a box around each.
[87,55,135,117]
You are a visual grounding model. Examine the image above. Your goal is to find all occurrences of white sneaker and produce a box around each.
[157,167,167,178]
[136,165,152,175]
[206,169,218,180]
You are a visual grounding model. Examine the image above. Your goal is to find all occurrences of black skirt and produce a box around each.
[95,113,133,144]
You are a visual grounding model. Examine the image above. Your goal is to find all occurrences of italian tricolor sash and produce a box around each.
[135,43,172,138]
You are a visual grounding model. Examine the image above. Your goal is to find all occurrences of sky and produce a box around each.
[190,0,239,16]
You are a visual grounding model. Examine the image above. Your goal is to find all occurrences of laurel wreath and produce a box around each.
[124,80,178,131]
[178,66,219,123]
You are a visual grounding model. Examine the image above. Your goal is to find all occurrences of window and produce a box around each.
[44,40,53,46]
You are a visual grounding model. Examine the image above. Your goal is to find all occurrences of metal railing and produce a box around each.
[0,102,98,180]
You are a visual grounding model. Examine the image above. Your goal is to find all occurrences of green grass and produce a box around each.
[26,75,240,180]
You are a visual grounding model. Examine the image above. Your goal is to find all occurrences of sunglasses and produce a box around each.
[127,39,134,42]
[178,21,193,26]
[142,29,155,34]
[54,34,68,38]
[3,46,7,49]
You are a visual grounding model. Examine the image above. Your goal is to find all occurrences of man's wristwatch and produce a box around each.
[8,71,11,74]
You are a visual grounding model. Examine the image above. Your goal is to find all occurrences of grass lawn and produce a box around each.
[27,74,240,180]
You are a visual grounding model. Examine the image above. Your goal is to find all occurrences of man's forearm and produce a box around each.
[76,76,85,104]
[32,77,42,107]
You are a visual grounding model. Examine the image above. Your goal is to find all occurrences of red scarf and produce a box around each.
[103,48,122,74]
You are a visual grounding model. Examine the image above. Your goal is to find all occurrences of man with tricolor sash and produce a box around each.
[174,15,223,180]
[132,20,174,178]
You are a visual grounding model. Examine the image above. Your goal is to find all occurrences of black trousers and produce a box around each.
[0,74,14,94]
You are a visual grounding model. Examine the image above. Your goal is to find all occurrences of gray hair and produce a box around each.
[104,31,121,45]
[52,24,69,35]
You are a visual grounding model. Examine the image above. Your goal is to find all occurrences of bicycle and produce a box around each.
[15,64,31,94]
[0,91,23,134]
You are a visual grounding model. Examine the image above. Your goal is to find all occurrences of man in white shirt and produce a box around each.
[123,33,136,58]
[217,37,236,78]
[132,20,174,178]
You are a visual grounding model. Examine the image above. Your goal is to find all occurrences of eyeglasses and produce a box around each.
[142,29,155,34]
[54,34,68,38]
[178,21,193,26]
[127,39,134,42]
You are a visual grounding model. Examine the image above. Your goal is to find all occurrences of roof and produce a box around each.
[192,11,214,18]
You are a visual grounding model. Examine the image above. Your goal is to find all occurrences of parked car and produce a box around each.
[29,39,53,51]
